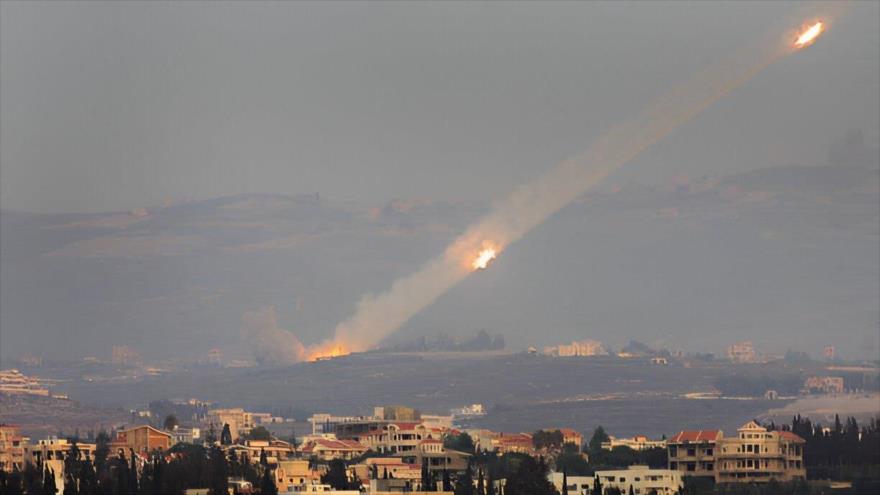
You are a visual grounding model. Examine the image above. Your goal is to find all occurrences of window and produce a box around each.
[687,448,696,456]
[706,448,713,456]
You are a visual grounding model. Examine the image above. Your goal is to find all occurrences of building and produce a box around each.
[726,342,756,363]
[374,406,420,421]
[0,424,27,471]
[206,408,255,440]
[352,457,421,485]
[396,447,470,474]
[169,426,201,445]
[602,435,666,451]
[111,345,142,365]
[668,430,722,477]
[0,369,49,396]
[545,340,608,357]
[368,478,453,495]
[594,466,683,495]
[559,428,583,447]
[229,439,297,465]
[109,425,172,454]
[714,421,806,483]
[803,376,844,394]
[25,437,97,464]
[275,460,322,491]
[300,438,368,460]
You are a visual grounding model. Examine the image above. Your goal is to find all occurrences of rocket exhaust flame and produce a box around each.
[472,245,498,271]
[283,15,833,363]
[794,21,824,47]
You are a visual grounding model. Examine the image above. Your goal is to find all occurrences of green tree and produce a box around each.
[444,432,476,454]
[261,467,278,495]
[322,459,356,490]
[208,445,229,495]
[247,426,271,441]
[588,426,610,454]
[221,424,233,445]
[163,414,179,431]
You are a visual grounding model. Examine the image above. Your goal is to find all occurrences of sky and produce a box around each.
[2,1,878,214]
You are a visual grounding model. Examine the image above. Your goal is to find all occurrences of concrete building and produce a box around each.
[109,425,172,454]
[26,437,97,465]
[275,460,322,492]
[301,438,368,460]
[714,421,806,484]
[0,424,27,471]
[229,439,297,465]
[803,376,845,394]
[545,340,608,357]
[594,466,683,495]
[206,408,255,440]
[726,342,756,363]
[668,430,722,477]
[602,435,666,451]
[0,369,49,396]
[559,428,584,447]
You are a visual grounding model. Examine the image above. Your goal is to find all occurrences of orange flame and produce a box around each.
[794,21,824,48]
[305,341,350,362]
[472,245,498,271]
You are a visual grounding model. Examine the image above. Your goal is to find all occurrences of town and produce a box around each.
[1,398,878,494]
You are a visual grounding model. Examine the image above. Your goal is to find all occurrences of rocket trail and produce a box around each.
[305,19,828,360]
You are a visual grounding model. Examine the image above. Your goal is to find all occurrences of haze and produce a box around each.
[1,1,878,363]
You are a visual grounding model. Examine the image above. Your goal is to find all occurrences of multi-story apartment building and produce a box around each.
[715,421,806,483]
[0,424,27,471]
[667,430,722,477]
[550,466,683,495]
[25,437,97,464]
[108,425,172,454]
[669,422,806,484]
[803,376,845,394]
[206,407,255,440]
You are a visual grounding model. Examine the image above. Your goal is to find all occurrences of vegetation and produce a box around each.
[444,432,476,454]
[532,429,564,450]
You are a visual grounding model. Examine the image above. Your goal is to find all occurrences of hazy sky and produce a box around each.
[2,1,878,213]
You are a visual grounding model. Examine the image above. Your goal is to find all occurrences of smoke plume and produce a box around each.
[241,305,306,365]
[303,9,837,360]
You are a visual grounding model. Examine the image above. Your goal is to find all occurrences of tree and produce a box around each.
[444,432,476,454]
[588,426,610,454]
[593,475,602,495]
[208,446,229,495]
[322,459,355,490]
[163,414,179,431]
[247,426,271,441]
[93,431,111,469]
[561,470,568,495]
[261,467,278,495]
[221,424,233,445]
[206,424,218,445]
[502,455,555,495]
[259,448,268,467]
[454,460,474,495]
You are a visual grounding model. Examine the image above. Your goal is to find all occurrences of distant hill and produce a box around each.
[1,163,877,362]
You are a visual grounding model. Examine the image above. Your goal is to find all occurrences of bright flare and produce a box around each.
[794,21,824,47]
[472,247,497,270]
[305,341,350,362]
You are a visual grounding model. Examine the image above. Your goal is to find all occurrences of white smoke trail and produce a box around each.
[308,15,831,358]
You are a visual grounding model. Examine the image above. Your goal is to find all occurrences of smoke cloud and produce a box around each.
[241,305,306,365]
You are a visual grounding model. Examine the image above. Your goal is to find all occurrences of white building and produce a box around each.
[595,466,683,494]
[601,435,666,451]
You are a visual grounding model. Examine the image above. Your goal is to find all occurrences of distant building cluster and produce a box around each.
[726,341,757,363]
[0,369,49,397]
[803,376,845,395]
[544,339,608,357]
